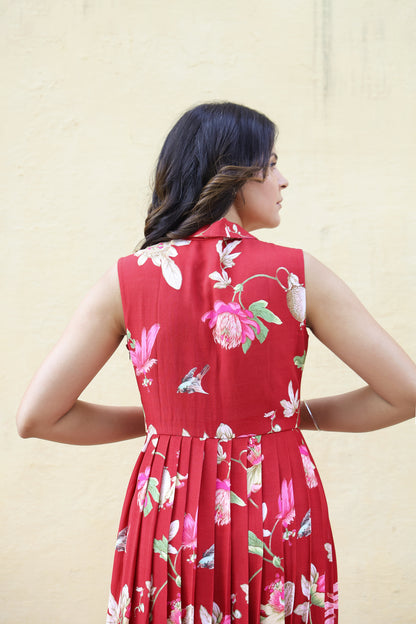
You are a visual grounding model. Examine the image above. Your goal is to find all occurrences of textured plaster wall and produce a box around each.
[2,1,416,622]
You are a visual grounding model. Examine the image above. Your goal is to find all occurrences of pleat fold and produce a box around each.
[107,428,338,623]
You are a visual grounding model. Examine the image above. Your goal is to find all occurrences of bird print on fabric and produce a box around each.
[177,365,210,394]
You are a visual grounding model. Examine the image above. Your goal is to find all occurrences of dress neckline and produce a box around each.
[189,217,256,240]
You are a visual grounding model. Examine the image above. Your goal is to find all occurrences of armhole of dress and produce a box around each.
[117,256,130,335]
[297,247,309,342]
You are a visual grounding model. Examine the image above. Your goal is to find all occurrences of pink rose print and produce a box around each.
[299,445,318,488]
[265,572,285,614]
[201,301,260,349]
[260,573,296,621]
[276,479,296,528]
[167,592,182,624]
[215,478,231,525]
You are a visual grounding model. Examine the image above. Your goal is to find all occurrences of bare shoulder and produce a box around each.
[303,251,363,332]
[78,262,125,335]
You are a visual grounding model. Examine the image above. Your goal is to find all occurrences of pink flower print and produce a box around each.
[182,511,197,550]
[267,574,285,613]
[136,466,151,511]
[167,592,182,624]
[299,445,318,488]
[201,300,260,349]
[215,478,231,525]
[261,574,295,621]
[276,479,296,528]
[129,323,160,388]
[325,582,339,623]
[247,439,264,465]
[280,380,299,418]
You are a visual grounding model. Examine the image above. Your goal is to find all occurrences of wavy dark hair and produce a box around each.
[139,102,277,249]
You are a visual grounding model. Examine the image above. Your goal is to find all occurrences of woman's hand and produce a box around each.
[302,253,416,432]
[16,263,146,444]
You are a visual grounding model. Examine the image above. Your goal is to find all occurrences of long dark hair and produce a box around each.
[139,102,277,249]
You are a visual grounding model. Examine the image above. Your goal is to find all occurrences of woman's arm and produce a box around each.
[300,252,416,432]
[16,263,146,444]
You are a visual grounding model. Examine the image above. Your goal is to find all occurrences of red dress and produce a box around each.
[107,217,338,623]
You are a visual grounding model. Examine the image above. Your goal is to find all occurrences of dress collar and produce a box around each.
[190,217,256,240]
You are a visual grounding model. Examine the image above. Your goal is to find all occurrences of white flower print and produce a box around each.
[135,239,191,290]
[209,267,232,289]
[324,542,333,562]
[224,222,244,238]
[141,424,157,454]
[168,519,180,554]
[294,563,326,620]
[200,601,230,623]
[217,442,227,464]
[216,422,235,440]
[280,381,299,418]
[159,467,188,507]
[264,410,282,433]
[216,238,241,268]
[183,604,195,623]
[106,584,131,624]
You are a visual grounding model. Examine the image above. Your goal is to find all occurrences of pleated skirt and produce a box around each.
[106,428,338,623]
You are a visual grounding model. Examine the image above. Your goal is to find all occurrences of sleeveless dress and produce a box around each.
[107,217,338,624]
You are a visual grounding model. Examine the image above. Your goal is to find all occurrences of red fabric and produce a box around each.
[107,217,338,623]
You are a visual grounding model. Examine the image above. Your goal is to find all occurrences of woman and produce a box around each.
[17,102,416,623]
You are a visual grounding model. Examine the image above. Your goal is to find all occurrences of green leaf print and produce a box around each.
[294,351,307,369]
[253,318,268,343]
[248,531,264,557]
[230,491,246,506]
[249,300,282,325]
[242,338,252,354]
[153,536,168,561]
[143,477,160,517]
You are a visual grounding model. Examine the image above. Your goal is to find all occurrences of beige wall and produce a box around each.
[2,1,416,622]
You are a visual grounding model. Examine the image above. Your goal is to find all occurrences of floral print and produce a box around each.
[202,300,260,349]
[107,585,131,624]
[280,381,300,418]
[260,574,295,622]
[277,479,296,528]
[299,445,318,488]
[127,325,160,389]
[215,478,231,525]
[110,218,337,622]
[135,239,191,290]
[202,234,283,352]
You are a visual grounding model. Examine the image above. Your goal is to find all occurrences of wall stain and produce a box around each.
[313,0,332,105]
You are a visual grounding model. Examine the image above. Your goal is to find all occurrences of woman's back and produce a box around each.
[118,217,307,438]
[109,217,338,623]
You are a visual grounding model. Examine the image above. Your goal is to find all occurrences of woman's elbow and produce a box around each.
[16,406,40,439]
